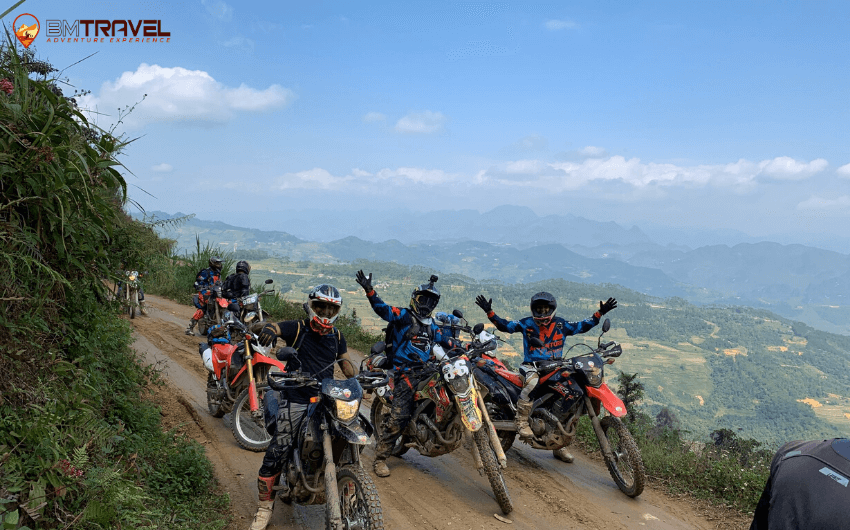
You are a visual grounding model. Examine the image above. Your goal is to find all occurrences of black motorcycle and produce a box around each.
[267,353,388,529]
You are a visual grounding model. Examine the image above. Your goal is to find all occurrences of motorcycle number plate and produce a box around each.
[442,359,469,380]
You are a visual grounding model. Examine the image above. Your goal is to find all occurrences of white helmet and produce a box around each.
[307,284,342,333]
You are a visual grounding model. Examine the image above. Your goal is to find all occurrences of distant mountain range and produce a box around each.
[140,208,850,335]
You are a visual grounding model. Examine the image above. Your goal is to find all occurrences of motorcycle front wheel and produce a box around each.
[599,416,646,497]
[327,464,384,530]
[369,399,409,457]
[231,385,271,452]
[473,429,513,515]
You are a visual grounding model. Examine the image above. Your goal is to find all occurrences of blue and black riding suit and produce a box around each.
[193,267,221,310]
[366,290,455,460]
[485,309,601,400]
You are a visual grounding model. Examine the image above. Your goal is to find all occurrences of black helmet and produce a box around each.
[209,256,223,271]
[530,292,557,325]
[410,275,440,320]
[307,284,342,333]
[236,260,251,274]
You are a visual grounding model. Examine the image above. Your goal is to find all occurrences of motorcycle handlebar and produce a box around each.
[357,371,390,389]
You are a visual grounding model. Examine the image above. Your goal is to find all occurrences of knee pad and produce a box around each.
[192,309,204,320]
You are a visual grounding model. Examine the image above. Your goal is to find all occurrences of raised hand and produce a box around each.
[599,297,618,315]
[355,270,373,293]
[475,295,493,313]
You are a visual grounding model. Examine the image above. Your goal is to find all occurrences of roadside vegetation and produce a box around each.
[0,42,228,528]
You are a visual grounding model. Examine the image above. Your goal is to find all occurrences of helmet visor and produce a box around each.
[414,293,439,315]
[311,300,340,320]
[531,302,554,319]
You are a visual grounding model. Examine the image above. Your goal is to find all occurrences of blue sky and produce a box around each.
[11,1,850,244]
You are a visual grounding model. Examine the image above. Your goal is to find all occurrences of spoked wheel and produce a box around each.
[472,428,513,514]
[206,373,225,418]
[599,416,646,497]
[327,465,384,530]
[369,399,408,457]
[231,385,271,451]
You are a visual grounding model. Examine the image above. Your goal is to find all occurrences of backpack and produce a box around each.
[222,273,238,299]
[289,319,342,353]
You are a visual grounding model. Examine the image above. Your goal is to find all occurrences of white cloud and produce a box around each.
[579,145,607,157]
[544,19,577,31]
[275,168,355,190]
[222,36,254,52]
[78,64,295,128]
[837,163,850,178]
[796,195,850,211]
[202,0,233,21]
[374,167,457,185]
[351,168,372,177]
[363,112,386,123]
[151,163,172,172]
[758,156,828,180]
[395,111,447,134]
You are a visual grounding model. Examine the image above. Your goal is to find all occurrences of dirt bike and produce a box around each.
[201,319,286,451]
[472,318,646,497]
[118,270,144,319]
[267,357,388,530]
[369,341,514,515]
[238,279,275,326]
[197,283,228,336]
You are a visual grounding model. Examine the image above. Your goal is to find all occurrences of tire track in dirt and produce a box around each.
[130,294,741,530]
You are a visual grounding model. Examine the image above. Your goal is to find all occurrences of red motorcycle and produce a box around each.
[471,318,646,497]
[201,319,286,451]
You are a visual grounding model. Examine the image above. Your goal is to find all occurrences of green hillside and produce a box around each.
[245,257,850,445]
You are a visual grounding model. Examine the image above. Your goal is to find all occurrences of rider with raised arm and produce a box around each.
[248,284,355,530]
[474,292,617,463]
[355,270,457,478]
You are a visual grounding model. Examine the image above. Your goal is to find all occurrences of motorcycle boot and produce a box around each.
[373,458,390,478]
[515,398,534,439]
[139,301,148,316]
[553,446,575,463]
[185,318,198,336]
[250,473,279,530]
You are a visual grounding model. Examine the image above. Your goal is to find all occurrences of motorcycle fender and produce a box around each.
[455,387,483,432]
[252,352,286,372]
[585,383,627,417]
[333,414,373,445]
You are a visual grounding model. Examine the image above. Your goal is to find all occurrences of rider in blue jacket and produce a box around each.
[355,270,455,478]
[185,256,223,335]
[475,291,617,462]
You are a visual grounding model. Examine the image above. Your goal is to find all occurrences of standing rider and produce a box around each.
[474,292,617,463]
[248,284,355,530]
[185,256,223,335]
[355,270,456,478]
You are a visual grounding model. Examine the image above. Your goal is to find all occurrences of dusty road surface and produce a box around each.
[131,293,749,530]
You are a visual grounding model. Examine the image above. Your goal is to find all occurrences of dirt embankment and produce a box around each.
[131,294,750,530]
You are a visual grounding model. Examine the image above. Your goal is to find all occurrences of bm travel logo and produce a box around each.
[13,14,171,46]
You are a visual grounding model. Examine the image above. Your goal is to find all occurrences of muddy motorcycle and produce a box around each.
[370,343,514,515]
[267,358,388,530]
[473,318,646,498]
[196,283,229,336]
[237,278,275,326]
[119,270,144,319]
[201,320,286,451]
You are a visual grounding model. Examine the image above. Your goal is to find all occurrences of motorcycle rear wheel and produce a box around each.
[326,464,384,530]
[473,429,513,515]
[206,373,225,418]
[231,385,271,452]
[599,416,646,497]
[369,399,409,457]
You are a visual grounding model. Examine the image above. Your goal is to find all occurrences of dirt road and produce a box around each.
[131,294,748,530]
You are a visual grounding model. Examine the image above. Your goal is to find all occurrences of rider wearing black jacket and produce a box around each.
[248,284,355,530]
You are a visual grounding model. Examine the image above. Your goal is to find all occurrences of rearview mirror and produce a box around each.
[370,341,386,355]
[265,279,273,284]
[529,337,545,348]
[473,323,485,335]
[452,309,464,320]
[602,318,610,333]
[276,346,298,362]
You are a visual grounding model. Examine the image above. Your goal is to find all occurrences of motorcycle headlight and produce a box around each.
[128,274,137,281]
[335,399,360,422]
[587,368,603,387]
